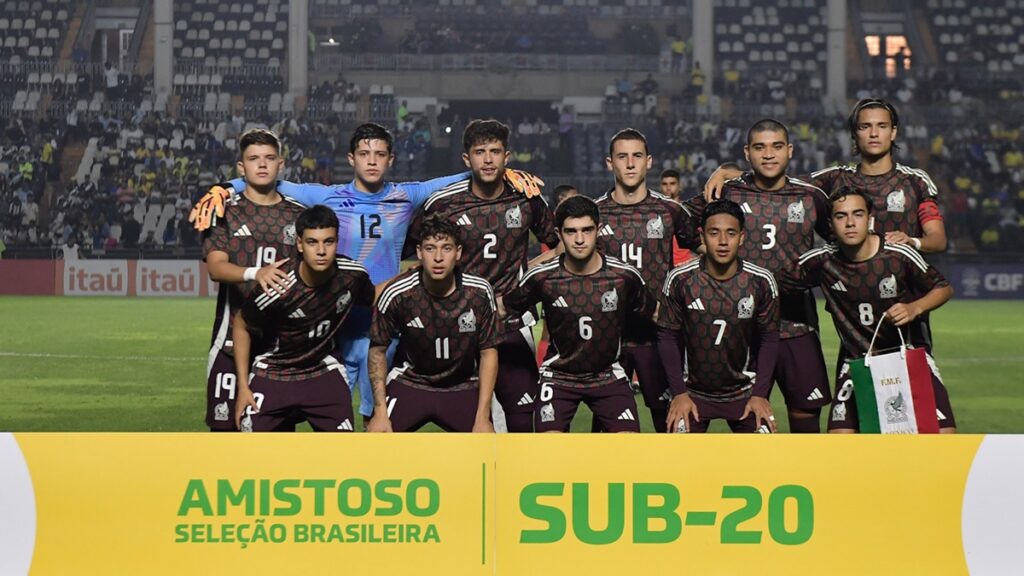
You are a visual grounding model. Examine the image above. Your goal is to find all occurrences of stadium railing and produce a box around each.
[311,52,661,73]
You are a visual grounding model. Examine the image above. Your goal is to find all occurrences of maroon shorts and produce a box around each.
[621,343,671,409]
[241,369,354,432]
[827,353,956,432]
[206,348,240,431]
[774,332,832,411]
[386,379,481,432]
[682,394,761,433]
[494,328,541,417]
[535,368,640,433]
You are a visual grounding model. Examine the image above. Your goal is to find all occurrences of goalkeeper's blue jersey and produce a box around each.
[229,173,469,334]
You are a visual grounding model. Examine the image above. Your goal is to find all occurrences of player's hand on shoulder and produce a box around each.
[702,165,741,202]
[189,183,234,231]
[365,412,393,433]
[504,169,545,198]
[256,258,290,295]
[884,230,911,245]
[742,396,776,433]
[666,392,699,433]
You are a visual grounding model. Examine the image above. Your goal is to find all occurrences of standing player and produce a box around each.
[594,129,699,432]
[202,128,305,431]
[366,215,499,433]
[501,196,653,433]
[406,119,560,432]
[657,201,781,433]
[660,169,682,201]
[686,119,832,433]
[786,188,955,433]
[232,206,375,432]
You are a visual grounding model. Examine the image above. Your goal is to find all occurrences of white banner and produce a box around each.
[136,260,202,297]
[63,259,128,296]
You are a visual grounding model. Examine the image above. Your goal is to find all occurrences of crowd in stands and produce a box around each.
[398,16,601,54]
[0,117,58,249]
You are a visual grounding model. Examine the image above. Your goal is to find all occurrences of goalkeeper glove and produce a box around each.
[504,169,545,199]
[188,184,233,232]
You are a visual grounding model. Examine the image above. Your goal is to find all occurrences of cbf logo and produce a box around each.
[282,224,297,245]
[601,289,618,312]
[887,190,906,212]
[505,205,522,229]
[646,216,664,239]
[787,201,805,224]
[961,268,981,297]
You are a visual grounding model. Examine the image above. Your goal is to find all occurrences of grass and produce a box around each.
[0,296,1021,432]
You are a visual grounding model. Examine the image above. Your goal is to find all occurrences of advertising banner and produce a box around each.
[949,263,1024,300]
[136,260,204,297]
[62,259,129,296]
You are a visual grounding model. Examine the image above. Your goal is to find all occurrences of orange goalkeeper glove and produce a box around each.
[504,169,545,199]
[188,184,233,232]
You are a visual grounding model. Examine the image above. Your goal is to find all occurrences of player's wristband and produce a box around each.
[910,237,922,250]
[243,267,258,282]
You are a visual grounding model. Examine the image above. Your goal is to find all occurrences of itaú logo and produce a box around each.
[0,434,35,574]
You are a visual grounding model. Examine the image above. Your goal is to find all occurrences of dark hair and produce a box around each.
[660,169,681,180]
[700,200,745,230]
[554,195,600,229]
[349,123,394,154]
[295,205,339,236]
[827,187,873,215]
[608,128,649,157]
[463,119,510,152]
[746,118,789,145]
[552,184,578,204]
[238,128,282,158]
[419,214,461,246]
[847,98,900,155]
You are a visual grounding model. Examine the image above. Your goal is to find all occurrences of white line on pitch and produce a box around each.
[0,351,206,362]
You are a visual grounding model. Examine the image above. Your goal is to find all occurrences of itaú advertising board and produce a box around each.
[1,435,1023,575]
[56,260,217,297]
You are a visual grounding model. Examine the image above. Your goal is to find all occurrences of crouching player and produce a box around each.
[657,200,781,433]
[232,206,374,432]
[500,196,653,433]
[366,215,499,433]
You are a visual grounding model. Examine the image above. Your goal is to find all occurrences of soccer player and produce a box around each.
[594,129,699,432]
[365,215,499,433]
[232,205,375,432]
[406,119,560,432]
[552,184,579,205]
[501,196,652,433]
[686,119,832,433]
[786,188,955,433]
[657,200,781,434]
[202,128,305,431]
[660,169,682,201]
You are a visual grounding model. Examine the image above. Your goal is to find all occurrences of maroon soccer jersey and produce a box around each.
[808,163,943,238]
[687,174,830,339]
[503,254,654,387]
[408,179,560,297]
[241,257,374,381]
[792,237,949,359]
[657,258,780,401]
[371,268,500,389]
[202,193,305,354]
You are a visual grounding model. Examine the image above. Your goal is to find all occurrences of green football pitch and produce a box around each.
[0,296,1021,433]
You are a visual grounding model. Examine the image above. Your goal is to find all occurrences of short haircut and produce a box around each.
[463,119,510,152]
[349,122,394,154]
[295,205,339,236]
[552,184,578,204]
[700,200,745,230]
[419,214,461,246]
[746,118,789,145]
[555,195,600,229]
[608,128,649,157]
[660,169,681,180]
[827,187,873,215]
[238,128,282,158]
[847,98,901,154]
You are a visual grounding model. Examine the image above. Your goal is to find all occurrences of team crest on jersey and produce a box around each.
[879,275,898,299]
[282,223,297,245]
[336,291,352,312]
[505,205,523,229]
[239,414,253,432]
[737,295,754,319]
[214,401,229,421]
[458,309,477,333]
[601,289,619,312]
[540,402,555,423]
[885,392,909,424]
[887,190,906,212]
[646,215,665,239]
[787,200,805,223]
[832,401,847,421]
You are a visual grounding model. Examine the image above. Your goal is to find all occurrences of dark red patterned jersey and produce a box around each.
[503,254,654,387]
[370,268,500,390]
[657,258,780,401]
[595,189,700,345]
[241,257,374,381]
[790,237,949,360]
[687,173,830,339]
[406,180,560,297]
[202,193,305,355]
[808,163,943,239]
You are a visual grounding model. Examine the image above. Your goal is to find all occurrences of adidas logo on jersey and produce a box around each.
[517,393,534,406]
[598,224,614,236]
[456,215,472,226]
[232,224,253,237]
[831,280,848,293]
[807,388,825,401]
[617,409,636,421]
[687,298,706,311]
[406,317,425,328]
[741,202,753,214]
[288,308,306,319]
[552,296,569,308]
[336,419,353,431]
